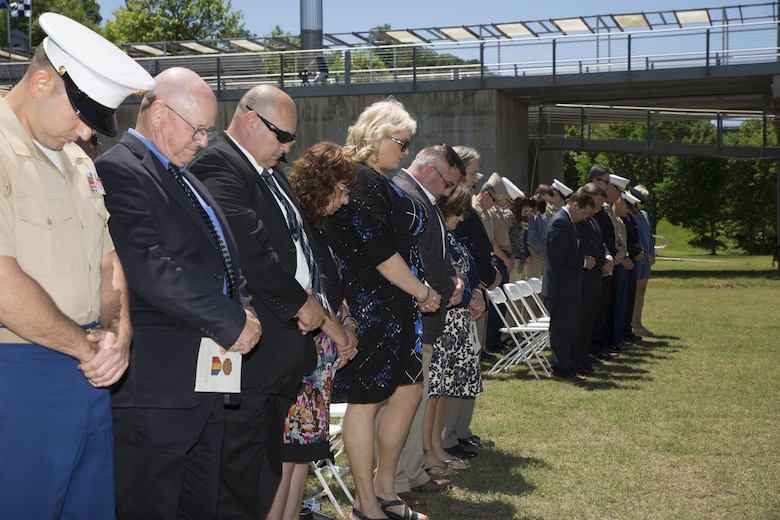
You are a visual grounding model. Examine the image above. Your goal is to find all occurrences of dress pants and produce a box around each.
[113,394,224,520]
[591,275,613,354]
[545,296,580,378]
[573,295,599,373]
[390,343,431,493]
[612,265,628,345]
[0,343,114,520]
[623,265,638,338]
[217,391,293,520]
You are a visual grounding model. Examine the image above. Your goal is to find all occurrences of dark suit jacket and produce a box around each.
[593,205,617,257]
[542,207,584,302]
[97,131,254,409]
[392,169,455,343]
[189,132,315,397]
[576,217,607,299]
[454,208,496,286]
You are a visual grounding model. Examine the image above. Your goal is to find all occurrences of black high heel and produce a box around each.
[351,506,388,520]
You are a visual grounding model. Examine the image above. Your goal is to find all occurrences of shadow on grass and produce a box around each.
[655,269,779,280]
[420,449,545,520]
[581,337,683,391]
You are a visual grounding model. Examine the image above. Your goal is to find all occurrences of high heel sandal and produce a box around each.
[351,507,388,520]
[376,496,424,520]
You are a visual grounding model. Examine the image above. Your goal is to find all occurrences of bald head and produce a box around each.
[227,84,297,170]
[136,67,217,168]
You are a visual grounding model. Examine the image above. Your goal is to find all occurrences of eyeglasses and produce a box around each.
[432,165,455,190]
[487,191,497,203]
[245,105,296,145]
[335,183,349,195]
[162,103,216,142]
[387,136,411,153]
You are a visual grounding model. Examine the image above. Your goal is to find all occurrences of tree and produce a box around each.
[721,119,778,254]
[1,0,101,50]
[103,0,246,43]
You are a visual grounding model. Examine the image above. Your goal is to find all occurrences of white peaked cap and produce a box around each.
[502,177,525,199]
[40,12,156,136]
[552,178,573,197]
[609,173,630,191]
[621,190,641,205]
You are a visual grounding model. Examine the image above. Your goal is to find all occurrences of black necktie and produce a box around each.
[168,163,236,299]
[260,169,326,308]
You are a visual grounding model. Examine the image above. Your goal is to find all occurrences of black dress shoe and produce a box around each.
[444,443,479,459]
[459,434,494,448]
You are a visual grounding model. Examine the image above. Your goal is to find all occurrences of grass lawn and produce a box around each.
[313,236,780,519]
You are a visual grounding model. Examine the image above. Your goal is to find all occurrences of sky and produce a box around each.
[98,0,733,38]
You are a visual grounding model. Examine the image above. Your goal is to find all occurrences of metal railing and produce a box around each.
[1,18,779,92]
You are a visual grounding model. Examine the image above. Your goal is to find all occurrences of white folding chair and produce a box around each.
[514,280,550,324]
[526,277,550,320]
[486,287,549,377]
[501,283,552,376]
[308,403,354,517]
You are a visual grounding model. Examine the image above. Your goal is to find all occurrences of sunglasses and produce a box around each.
[245,105,296,144]
[387,136,411,153]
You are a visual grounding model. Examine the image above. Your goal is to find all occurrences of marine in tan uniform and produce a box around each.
[0,13,154,519]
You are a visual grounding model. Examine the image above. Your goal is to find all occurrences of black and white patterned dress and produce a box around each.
[428,232,483,398]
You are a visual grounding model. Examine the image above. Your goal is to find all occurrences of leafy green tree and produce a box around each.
[657,155,731,254]
[2,0,101,49]
[103,0,246,43]
[721,119,778,253]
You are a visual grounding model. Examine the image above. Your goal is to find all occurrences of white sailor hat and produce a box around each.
[551,178,573,197]
[621,190,641,206]
[502,177,525,200]
[40,13,156,137]
[609,174,630,191]
[484,172,509,200]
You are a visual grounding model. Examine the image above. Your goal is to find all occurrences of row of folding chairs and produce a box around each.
[486,278,552,378]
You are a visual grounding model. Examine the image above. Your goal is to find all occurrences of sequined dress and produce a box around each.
[327,164,427,404]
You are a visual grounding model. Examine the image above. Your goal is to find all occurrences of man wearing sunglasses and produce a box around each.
[391,144,465,502]
[190,84,346,520]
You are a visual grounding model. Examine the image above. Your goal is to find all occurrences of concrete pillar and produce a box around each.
[492,92,528,193]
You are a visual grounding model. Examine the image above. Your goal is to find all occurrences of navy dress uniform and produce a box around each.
[0,13,154,520]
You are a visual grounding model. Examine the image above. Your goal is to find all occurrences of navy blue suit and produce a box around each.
[98,131,255,519]
[542,207,584,378]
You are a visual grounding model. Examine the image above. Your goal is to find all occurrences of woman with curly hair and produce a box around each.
[327,98,441,520]
[265,142,360,520]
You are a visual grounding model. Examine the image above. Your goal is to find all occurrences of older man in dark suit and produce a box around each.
[189,84,350,520]
[543,189,597,385]
[96,67,262,519]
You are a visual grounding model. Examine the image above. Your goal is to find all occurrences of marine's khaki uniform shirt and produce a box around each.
[489,206,512,254]
[0,95,112,344]
[472,197,494,241]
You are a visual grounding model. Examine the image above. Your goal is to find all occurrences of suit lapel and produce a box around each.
[123,133,214,244]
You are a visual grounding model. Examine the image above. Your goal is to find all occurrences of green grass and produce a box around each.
[312,228,780,519]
